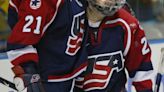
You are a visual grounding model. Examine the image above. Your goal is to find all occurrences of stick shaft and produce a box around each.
[154,73,162,92]
[0,77,17,91]
[154,48,164,92]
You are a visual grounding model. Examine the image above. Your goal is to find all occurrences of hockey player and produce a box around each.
[74,0,154,92]
[7,0,88,92]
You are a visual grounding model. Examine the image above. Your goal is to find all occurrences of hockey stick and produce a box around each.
[154,48,164,92]
[0,77,17,91]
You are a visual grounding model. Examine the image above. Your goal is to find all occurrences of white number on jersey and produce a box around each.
[23,15,42,34]
[141,37,150,55]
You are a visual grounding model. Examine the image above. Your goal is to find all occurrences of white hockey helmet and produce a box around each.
[87,0,126,16]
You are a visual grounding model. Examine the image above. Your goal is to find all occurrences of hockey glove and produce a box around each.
[12,62,45,92]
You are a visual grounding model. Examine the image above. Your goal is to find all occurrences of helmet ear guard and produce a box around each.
[87,0,126,16]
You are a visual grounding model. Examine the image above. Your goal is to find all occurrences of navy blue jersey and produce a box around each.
[7,0,88,82]
[75,9,154,92]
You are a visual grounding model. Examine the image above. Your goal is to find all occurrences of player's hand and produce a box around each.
[13,76,25,91]
[13,73,41,92]
[12,62,45,92]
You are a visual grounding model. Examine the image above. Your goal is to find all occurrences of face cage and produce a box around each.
[89,0,126,16]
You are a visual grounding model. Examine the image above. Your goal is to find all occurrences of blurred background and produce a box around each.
[0,0,9,52]
[0,0,164,92]
[127,0,164,40]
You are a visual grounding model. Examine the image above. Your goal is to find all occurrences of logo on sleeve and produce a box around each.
[30,0,41,10]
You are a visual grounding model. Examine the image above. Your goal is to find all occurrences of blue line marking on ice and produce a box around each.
[0,53,8,59]
[148,39,164,44]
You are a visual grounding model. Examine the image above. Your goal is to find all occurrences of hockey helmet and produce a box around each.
[87,0,126,16]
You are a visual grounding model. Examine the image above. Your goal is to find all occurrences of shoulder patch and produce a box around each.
[30,0,41,10]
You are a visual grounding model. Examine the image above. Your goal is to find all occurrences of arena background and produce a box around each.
[0,0,164,92]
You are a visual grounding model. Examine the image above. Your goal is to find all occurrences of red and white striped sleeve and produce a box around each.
[125,22,154,92]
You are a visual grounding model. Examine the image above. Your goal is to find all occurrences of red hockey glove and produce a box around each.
[12,62,45,92]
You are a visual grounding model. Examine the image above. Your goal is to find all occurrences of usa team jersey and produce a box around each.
[7,0,88,82]
[75,9,154,92]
